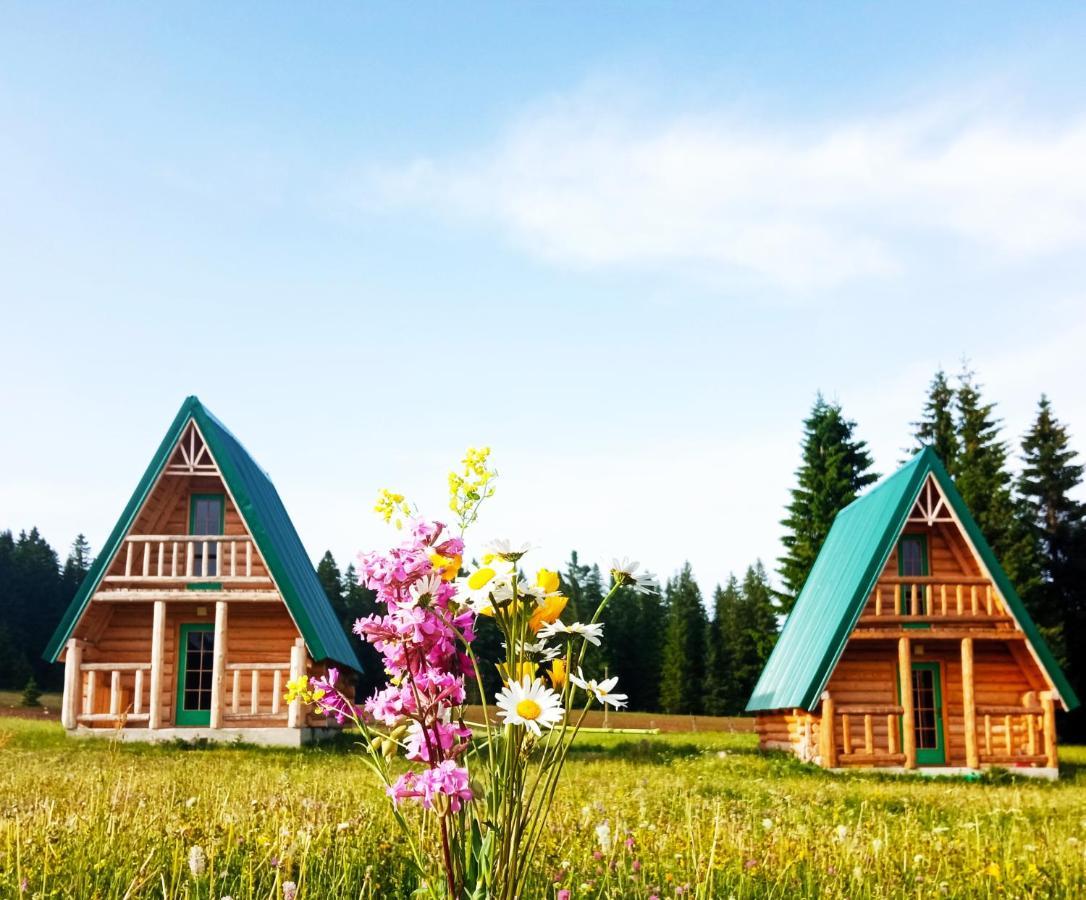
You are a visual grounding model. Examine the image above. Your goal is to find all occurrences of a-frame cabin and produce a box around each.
[43,396,361,745]
[748,447,1079,776]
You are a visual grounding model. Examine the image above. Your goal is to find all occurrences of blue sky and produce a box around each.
[3,4,1085,594]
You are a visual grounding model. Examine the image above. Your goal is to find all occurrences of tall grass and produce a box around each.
[1,719,1084,898]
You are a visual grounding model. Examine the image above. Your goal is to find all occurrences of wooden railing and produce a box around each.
[819,693,905,767]
[225,662,291,722]
[74,662,151,725]
[103,535,271,584]
[974,692,1057,768]
[862,577,1009,622]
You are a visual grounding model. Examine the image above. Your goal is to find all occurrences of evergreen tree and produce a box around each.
[0,528,65,688]
[911,369,960,472]
[659,563,708,714]
[732,562,780,709]
[1019,397,1086,671]
[340,561,385,698]
[316,551,344,609]
[600,572,665,711]
[778,395,878,611]
[61,534,93,596]
[702,577,739,716]
[560,551,591,623]
[955,368,1041,595]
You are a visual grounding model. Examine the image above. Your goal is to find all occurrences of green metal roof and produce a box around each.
[44,396,362,673]
[747,447,1078,713]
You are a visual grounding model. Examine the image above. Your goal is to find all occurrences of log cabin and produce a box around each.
[43,396,361,745]
[747,447,1079,777]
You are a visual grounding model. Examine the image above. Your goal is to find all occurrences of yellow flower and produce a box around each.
[546,658,567,689]
[284,675,310,703]
[374,488,411,529]
[498,660,537,684]
[529,594,568,634]
[535,568,560,595]
[429,552,462,582]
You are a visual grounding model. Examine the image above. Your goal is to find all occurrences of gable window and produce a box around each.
[897,534,928,615]
[189,494,224,577]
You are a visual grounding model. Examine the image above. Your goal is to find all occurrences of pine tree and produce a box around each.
[340,562,385,698]
[1019,396,1086,669]
[316,551,344,608]
[659,563,708,715]
[560,551,591,623]
[62,534,93,595]
[732,562,780,709]
[778,395,878,611]
[955,368,1041,595]
[912,370,960,472]
[702,578,739,716]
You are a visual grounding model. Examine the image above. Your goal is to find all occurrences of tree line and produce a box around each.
[776,367,1086,737]
[3,365,1082,732]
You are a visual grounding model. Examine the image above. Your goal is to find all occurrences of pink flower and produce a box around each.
[557,891,571,900]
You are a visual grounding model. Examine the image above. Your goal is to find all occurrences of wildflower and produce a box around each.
[188,845,207,877]
[461,562,514,615]
[374,489,411,529]
[484,538,533,562]
[185,796,197,808]
[544,657,567,689]
[610,557,657,594]
[495,678,564,736]
[595,821,613,853]
[835,824,848,841]
[761,818,774,830]
[557,891,571,900]
[872,838,883,853]
[570,669,628,708]
[633,860,642,873]
[538,620,605,646]
[528,593,568,633]
[282,882,297,900]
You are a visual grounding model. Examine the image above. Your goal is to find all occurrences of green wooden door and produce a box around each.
[175,623,215,726]
[910,662,946,765]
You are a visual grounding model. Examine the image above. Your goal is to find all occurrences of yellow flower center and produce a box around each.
[515,698,542,720]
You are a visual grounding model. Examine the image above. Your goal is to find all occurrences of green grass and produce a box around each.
[2,718,1085,898]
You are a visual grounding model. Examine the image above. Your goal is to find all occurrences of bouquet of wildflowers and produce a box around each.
[287,449,654,898]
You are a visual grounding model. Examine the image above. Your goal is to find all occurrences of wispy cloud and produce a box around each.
[361,89,1086,291]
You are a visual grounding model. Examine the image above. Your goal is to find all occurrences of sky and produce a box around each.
[2,4,1086,596]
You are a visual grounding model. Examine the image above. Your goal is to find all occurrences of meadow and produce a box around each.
[1,716,1085,899]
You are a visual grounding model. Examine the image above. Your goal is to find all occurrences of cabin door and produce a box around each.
[175,623,215,726]
[908,662,946,765]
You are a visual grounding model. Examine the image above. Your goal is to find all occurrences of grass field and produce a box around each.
[2,718,1085,899]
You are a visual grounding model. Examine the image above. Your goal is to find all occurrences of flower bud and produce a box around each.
[381,738,397,759]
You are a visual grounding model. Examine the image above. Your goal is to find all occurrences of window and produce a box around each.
[897,534,928,614]
[189,494,224,577]
[183,629,215,712]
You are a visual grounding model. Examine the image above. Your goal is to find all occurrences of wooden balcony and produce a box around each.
[973,692,1057,768]
[854,577,1015,637]
[819,694,906,767]
[94,535,278,602]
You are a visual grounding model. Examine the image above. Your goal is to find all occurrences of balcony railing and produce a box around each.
[974,692,1057,768]
[819,693,905,767]
[860,576,1011,624]
[103,535,271,585]
[226,662,291,722]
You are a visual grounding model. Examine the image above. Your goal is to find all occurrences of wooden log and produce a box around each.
[149,600,165,729]
[246,541,252,577]
[109,670,121,717]
[910,584,919,617]
[956,584,963,615]
[1004,714,1013,755]
[125,543,134,577]
[186,542,194,578]
[250,670,260,716]
[210,601,228,729]
[986,586,994,616]
[984,715,992,756]
[970,585,978,615]
[287,638,306,729]
[836,704,904,716]
[272,670,282,716]
[62,639,83,729]
[841,713,852,754]
[899,637,916,769]
[86,670,97,717]
[896,584,903,614]
[81,662,154,672]
[231,541,237,577]
[232,670,241,715]
[886,714,898,755]
[142,543,150,577]
[925,584,933,616]
[864,714,874,755]
[133,668,144,716]
[1027,712,1037,756]
[171,542,178,578]
[875,587,882,617]
[1041,692,1058,768]
[156,542,164,578]
[961,637,979,768]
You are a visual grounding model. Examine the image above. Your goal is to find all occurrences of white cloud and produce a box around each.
[362,90,1086,291]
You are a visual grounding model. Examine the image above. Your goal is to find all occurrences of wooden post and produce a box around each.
[86,670,97,717]
[149,600,166,729]
[272,670,282,716]
[841,713,852,754]
[250,670,260,716]
[819,691,837,768]
[1041,691,1058,769]
[961,637,979,768]
[956,584,963,615]
[134,669,144,716]
[864,714,874,755]
[287,638,306,728]
[109,670,121,718]
[62,639,83,729]
[210,600,228,729]
[898,637,916,769]
[232,670,241,714]
[886,714,898,755]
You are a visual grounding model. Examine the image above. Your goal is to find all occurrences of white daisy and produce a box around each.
[570,669,628,708]
[484,539,533,562]
[537,620,605,647]
[610,558,657,595]
[494,678,564,736]
[407,574,444,608]
[458,560,514,614]
[501,638,562,662]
